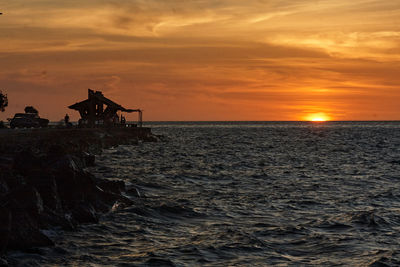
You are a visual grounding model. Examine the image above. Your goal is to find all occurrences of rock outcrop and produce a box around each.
[0,127,157,257]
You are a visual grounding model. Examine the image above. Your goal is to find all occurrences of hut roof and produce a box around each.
[68,89,135,112]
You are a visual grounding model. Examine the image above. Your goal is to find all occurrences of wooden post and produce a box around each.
[138,110,143,127]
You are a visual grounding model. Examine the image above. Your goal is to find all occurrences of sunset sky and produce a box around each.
[1,0,399,121]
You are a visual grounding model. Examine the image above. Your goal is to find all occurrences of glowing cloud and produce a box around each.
[0,0,399,120]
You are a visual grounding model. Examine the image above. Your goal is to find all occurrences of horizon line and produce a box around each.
[53,120,400,123]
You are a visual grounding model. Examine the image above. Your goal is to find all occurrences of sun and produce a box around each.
[311,117,326,122]
[304,113,330,122]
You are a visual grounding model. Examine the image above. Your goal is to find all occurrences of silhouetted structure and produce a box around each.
[68,89,142,127]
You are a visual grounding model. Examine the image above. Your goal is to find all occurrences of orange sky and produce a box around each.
[1,0,399,121]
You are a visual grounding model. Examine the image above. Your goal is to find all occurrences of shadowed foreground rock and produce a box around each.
[0,128,157,260]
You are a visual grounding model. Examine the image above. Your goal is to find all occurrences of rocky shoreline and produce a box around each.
[0,127,157,265]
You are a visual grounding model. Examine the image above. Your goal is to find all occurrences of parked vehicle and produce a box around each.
[9,113,49,128]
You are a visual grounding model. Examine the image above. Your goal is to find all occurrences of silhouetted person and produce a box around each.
[64,114,70,127]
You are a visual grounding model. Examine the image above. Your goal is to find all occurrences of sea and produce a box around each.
[9,121,400,266]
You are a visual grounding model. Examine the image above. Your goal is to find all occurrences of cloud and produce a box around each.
[0,0,399,120]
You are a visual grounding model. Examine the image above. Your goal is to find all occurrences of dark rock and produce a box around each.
[47,144,67,157]
[71,203,98,224]
[1,185,52,250]
[95,178,125,194]
[93,187,134,212]
[13,149,45,176]
[0,176,9,196]
[26,172,62,212]
[0,155,13,170]
[0,127,157,254]
[114,194,134,207]
[49,155,81,174]
[76,171,100,202]
[51,159,120,213]
[0,257,8,267]
[1,172,25,192]
[127,187,142,198]
[91,188,121,212]
[0,207,11,254]
[83,152,95,166]
[6,199,54,250]
[7,185,44,219]
[53,246,68,255]
[39,208,76,230]
[143,134,159,142]
[53,167,89,210]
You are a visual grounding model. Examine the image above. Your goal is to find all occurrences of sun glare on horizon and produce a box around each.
[311,117,327,122]
[304,113,331,122]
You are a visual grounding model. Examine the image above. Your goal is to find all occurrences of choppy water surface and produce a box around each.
[14,122,400,266]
